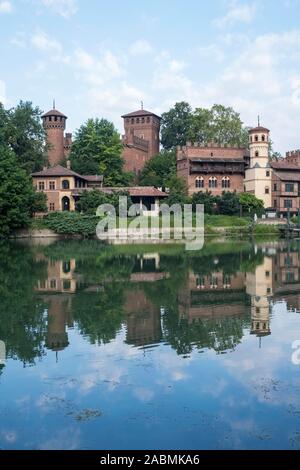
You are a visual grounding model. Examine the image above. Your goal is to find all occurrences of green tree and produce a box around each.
[76,189,132,215]
[216,192,240,216]
[139,150,176,187]
[165,175,189,206]
[161,102,193,150]
[0,145,39,237]
[3,101,46,174]
[239,193,264,215]
[70,118,131,185]
[192,191,217,215]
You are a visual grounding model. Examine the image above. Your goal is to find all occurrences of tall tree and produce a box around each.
[139,150,177,187]
[70,118,132,185]
[160,102,193,150]
[0,145,43,237]
[4,101,46,174]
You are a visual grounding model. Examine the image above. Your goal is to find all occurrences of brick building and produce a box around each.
[271,160,300,216]
[42,105,72,167]
[177,143,249,196]
[121,108,161,178]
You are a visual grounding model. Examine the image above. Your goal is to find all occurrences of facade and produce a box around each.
[122,109,161,177]
[244,126,272,208]
[271,159,300,216]
[42,106,72,167]
[32,165,103,213]
[177,143,249,196]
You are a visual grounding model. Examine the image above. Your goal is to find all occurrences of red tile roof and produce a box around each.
[273,171,300,182]
[249,126,270,133]
[95,187,167,198]
[121,109,161,120]
[42,108,67,118]
[31,165,103,182]
[271,162,300,170]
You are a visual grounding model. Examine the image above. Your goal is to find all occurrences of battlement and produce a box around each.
[286,150,300,157]
[177,141,246,151]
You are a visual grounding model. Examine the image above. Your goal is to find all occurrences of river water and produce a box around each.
[0,238,300,450]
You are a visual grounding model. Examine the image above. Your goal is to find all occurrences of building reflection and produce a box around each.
[0,340,5,368]
[36,256,77,294]
[44,296,73,353]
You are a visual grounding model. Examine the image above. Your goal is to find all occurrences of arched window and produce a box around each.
[262,135,265,142]
[62,180,70,190]
[131,118,134,124]
[255,135,258,142]
[209,177,217,189]
[255,151,259,157]
[222,177,230,189]
[195,177,204,189]
[62,196,70,211]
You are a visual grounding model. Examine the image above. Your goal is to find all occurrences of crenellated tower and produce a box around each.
[42,105,68,167]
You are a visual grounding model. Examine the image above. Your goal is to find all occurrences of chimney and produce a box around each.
[66,160,71,170]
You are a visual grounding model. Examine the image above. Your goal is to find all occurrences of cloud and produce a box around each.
[31,31,70,63]
[0,80,6,104]
[129,39,153,56]
[0,1,12,13]
[41,0,78,18]
[213,0,257,28]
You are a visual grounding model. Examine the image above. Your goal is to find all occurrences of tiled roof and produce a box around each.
[271,161,300,170]
[32,165,103,182]
[249,126,270,133]
[42,108,67,118]
[190,158,245,163]
[98,187,167,197]
[274,171,300,182]
[121,109,161,119]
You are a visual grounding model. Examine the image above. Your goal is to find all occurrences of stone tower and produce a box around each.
[121,108,161,176]
[42,105,68,167]
[244,123,272,208]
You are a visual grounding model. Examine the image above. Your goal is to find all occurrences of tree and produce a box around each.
[0,145,39,237]
[216,192,240,216]
[139,150,176,187]
[161,102,193,150]
[3,101,46,174]
[76,189,132,215]
[70,118,131,185]
[192,191,217,215]
[239,193,264,215]
[165,175,189,206]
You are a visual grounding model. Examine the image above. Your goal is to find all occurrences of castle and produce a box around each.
[37,104,300,217]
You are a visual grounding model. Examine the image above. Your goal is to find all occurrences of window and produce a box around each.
[211,152,214,157]
[54,116,57,122]
[262,135,265,142]
[50,279,57,289]
[267,288,271,295]
[285,183,294,192]
[256,308,260,314]
[286,272,295,283]
[209,177,217,189]
[255,151,259,157]
[274,183,277,191]
[62,180,70,190]
[49,203,55,211]
[265,187,270,194]
[131,118,134,124]
[38,182,45,191]
[147,117,150,123]
[256,322,260,329]
[142,117,145,123]
[136,118,140,123]
[63,280,71,291]
[49,181,55,190]
[265,271,270,278]
[284,199,293,209]
[196,276,205,289]
[255,135,258,142]
[126,118,130,123]
[222,177,230,189]
[266,171,270,177]
[49,116,52,122]
[195,177,204,188]
[274,199,277,208]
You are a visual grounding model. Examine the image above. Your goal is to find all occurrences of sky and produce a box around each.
[1,0,300,154]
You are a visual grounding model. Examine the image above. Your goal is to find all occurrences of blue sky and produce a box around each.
[1,0,300,153]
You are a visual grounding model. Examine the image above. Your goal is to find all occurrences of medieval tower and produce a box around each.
[42,105,72,167]
[244,123,272,208]
[121,108,161,177]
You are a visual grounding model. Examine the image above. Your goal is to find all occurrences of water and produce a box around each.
[0,238,300,450]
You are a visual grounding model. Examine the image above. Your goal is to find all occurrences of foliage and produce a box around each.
[160,102,193,149]
[76,189,132,215]
[0,101,46,174]
[165,175,189,206]
[239,192,264,215]
[42,211,99,237]
[161,102,249,150]
[139,149,176,187]
[0,145,40,237]
[216,191,240,216]
[31,191,47,215]
[70,118,131,185]
[192,191,217,215]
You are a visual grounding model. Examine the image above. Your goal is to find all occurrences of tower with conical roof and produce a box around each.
[244,122,272,208]
[42,104,68,167]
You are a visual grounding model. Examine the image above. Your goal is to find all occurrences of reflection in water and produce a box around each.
[0,239,300,449]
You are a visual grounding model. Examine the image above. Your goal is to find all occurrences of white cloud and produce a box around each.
[0,1,12,13]
[129,39,153,56]
[41,0,78,18]
[0,80,6,104]
[213,0,257,28]
[11,32,27,48]
[31,31,70,63]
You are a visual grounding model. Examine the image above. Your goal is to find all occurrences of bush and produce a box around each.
[43,212,99,237]
[76,190,132,215]
[192,191,217,215]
